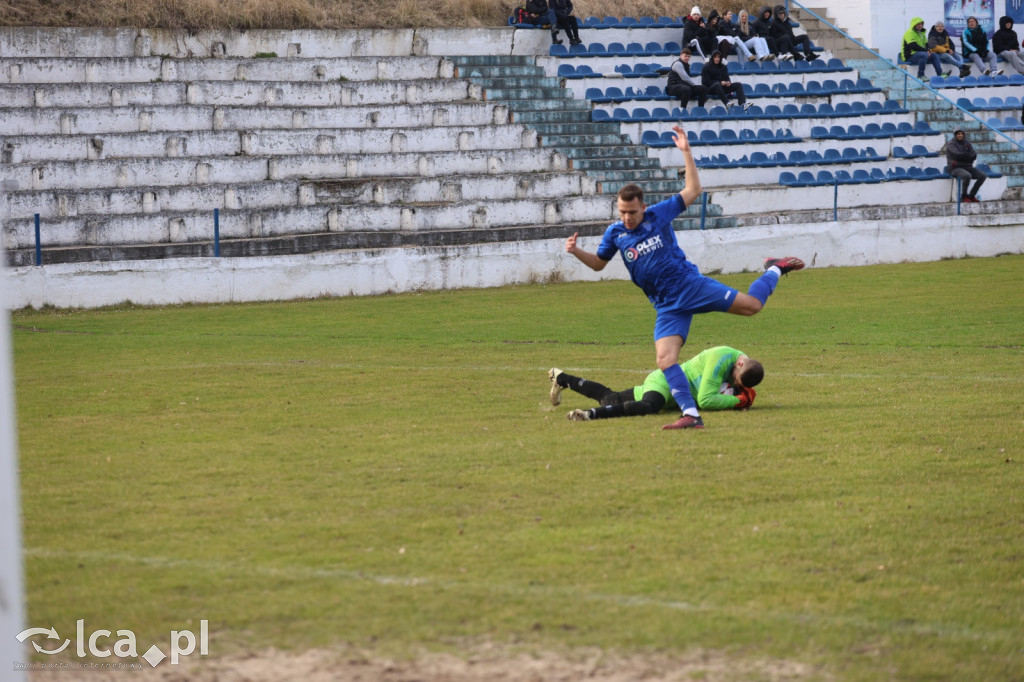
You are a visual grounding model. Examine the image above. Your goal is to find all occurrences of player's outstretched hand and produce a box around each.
[565,231,579,254]
[671,125,691,153]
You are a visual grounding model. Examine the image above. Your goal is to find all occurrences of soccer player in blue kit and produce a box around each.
[564,124,804,430]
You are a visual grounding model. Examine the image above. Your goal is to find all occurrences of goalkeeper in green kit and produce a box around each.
[548,346,762,422]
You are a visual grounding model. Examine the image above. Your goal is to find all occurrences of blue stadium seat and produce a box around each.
[911,144,936,157]
[586,87,608,102]
[808,59,828,70]
[821,79,840,93]
[787,82,806,95]
[962,76,979,86]
[881,122,899,136]
[618,17,638,28]
[738,127,757,140]
[797,171,817,185]
[907,167,925,179]
[855,78,878,91]
[863,123,885,138]
[988,96,1005,109]
[637,16,657,26]
[1003,117,1024,130]
[803,150,824,164]
[869,168,887,182]
[718,129,739,143]
[1005,96,1022,107]
[699,129,719,144]
[977,74,994,86]
[943,75,964,87]
[987,116,1003,128]
[645,41,667,56]
[602,86,625,101]
[862,147,885,162]
[823,148,842,162]
[834,170,853,183]
[650,107,673,121]
[646,86,672,100]
[664,41,682,53]
[750,151,773,166]
[779,171,799,185]
[550,44,570,56]
[845,124,866,139]
[788,150,807,165]
[1009,74,1024,84]
[852,169,878,184]
[753,83,772,96]
[811,125,831,139]
[601,17,621,28]
[976,163,1002,177]
[557,64,577,78]
[611,107,631,121]
[606,42,627,56]
[805,80,824,95]
[759,61,778,73]
[957,97,976,111]
[833,102,852,116]
[800,103,817,117]
[631,107,655,121]
[892,146,910,158]
[923,167,942,178]
[866,100,884,113]
[742,60,762,72]
[841,147,860,161]
[591,109,611,122]
[930,75,948,88]
[887,167,909,180]
[914,120,933,133]
[813,170,834,185]
[641,130,663,146]
[817,102,836,116]
[764,104,783,117]
[569,43,589,57]
[625,42,645,56]
[745,104,764,117]
[706,105,728,118]
[623,86,649,101]
[849,101,867,115]
[688,106,710,120]
[657,17,684,29]
[587,42,608,56]
[827,58,852,71]
[757,128,777,141]
[582,16,604,28]
[883,99,907,113]
[782,103,800,118]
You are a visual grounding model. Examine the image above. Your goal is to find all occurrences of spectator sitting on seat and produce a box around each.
[666,47,709,109]
[752,5,785,59]
[945,128,987,203]
[683,6,716,58]
[736,9,774,60]
[710,8,756,61]
[772,4,819,61]
[549,0,581,46]
[928,20,971,78]
[521,0,563,45]
[961,15,1002,75]
[700,49,749,110]
[991,15,1024,75]
[902,17,948,79]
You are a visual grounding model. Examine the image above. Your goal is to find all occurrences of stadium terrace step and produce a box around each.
[730,197,1024,227]
[510,110,593,124]
[4,172,603,221]
[467,77,562,89]
[0,56,458,84]
[0,79,478,109]
[0,125,538,163]
[2,195,615,250]
[482,88,576,101]
[539,133,634,146]
[499,98,590,111]
[528,122,624,136]
[570,157,664,171]
[0,101,513,137]
[455,65,547,79]
[448,55,536,67]
[558,145,651,160]
[4,148,569,192]
[5,220,615,267]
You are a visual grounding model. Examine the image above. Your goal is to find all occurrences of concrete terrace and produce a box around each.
[2,19,1024,308]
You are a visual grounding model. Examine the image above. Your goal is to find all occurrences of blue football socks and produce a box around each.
[747,268,780,306]
[663,363,699,417]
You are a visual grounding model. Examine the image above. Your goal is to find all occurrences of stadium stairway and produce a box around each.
[0,53,620,266]
[448,55,737,234]
[852,59,1024,199]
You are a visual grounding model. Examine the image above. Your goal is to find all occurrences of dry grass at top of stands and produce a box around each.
[0,0,735,29]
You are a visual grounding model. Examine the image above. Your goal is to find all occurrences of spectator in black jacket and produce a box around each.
[549,0,581,46]
[992,15,1024,75]
[710,9,756,61]
[945,128,987,202]
[752,5,784,59]
[683,7,715,58]
[772,4,819,61]
[665,47,708,108]
[700,50,748,109]
[522,0,562,45]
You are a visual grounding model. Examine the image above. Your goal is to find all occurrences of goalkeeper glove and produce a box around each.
[734,387,756,410]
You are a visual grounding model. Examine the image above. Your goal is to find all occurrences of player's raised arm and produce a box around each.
[565,231,609,271]
[672,125,702,207]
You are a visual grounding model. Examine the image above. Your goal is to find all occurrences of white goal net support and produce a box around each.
[1,181,27,681]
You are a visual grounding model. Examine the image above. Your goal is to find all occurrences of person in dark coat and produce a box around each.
[549,0,581,46]
[751,5,783,59]
[700,50,747,108]
[945,128,987,202]
[665,47,708,108]
[682,6,715,58]
[522,0,562,45]
[961,15,1001,75]
[992,15,1024,75]
[772,4,819,61]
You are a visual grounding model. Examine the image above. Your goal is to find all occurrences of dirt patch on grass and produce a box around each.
[30,644,825,681]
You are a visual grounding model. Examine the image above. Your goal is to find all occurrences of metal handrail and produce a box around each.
[785,0,1024,153]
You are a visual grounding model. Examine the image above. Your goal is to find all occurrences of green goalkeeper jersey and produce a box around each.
[632,346,744,411]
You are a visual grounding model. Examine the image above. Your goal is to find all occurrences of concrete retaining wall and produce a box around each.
[5,215,1023,309]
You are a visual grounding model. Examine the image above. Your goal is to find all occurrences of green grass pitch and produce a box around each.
[11,255,1024,679]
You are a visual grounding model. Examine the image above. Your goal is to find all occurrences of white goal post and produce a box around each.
[1,180,27,680]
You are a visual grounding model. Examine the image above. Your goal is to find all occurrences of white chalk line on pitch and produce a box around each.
[23,547,1015,644]
[18,360,1021,384]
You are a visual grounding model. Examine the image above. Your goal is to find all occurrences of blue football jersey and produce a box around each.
[596,194,701,311]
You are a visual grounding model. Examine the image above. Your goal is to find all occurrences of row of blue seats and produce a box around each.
[958,95,1024,111]
[694,147,886,167]
[780,168,945,186]
[811,121,935,139]
[643,128,799,146]
[585,76,880,98]
[512,14,801,29]
[551,43,849,72]
[986,116,1024,131]
[511,16,686,29]
[590,101,905,121]
[930,74,1024,88]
